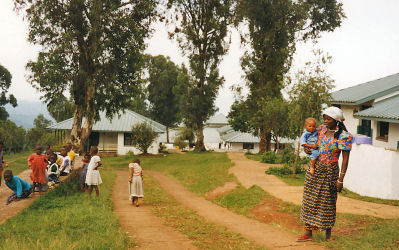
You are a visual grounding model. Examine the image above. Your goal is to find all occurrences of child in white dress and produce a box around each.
[85,146,102,197]
[129,159,144,207]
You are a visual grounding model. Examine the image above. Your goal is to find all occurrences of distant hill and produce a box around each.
[5,100,55,129]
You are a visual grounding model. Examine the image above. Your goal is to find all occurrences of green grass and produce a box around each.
[340,188,399,207]
[213,185,267,216]
[0,169,131,249]
[3,151,32,175]
[103,152,235,195]
[144,174,265,249]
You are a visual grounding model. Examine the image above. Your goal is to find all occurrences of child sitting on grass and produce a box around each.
[47,153,60,184]
[28,145,48,193]
[80,153,91,191]
[299,118,320,175]
[85,146,102,197]
[4,170,32,205]
[129,158,144,207]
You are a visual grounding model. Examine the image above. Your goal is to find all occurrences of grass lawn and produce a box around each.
[103,152,235,195]
[3,151,32,175]
[0,169,131,249]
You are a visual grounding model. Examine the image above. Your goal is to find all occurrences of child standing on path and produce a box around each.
[129,159,144,207]
[80,153,91,191]
[299,118,320,175]
[28,146,48,193]
[85,146,102,197]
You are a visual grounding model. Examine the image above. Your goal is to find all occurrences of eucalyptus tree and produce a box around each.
[0,64,17,121]
[14,0,158,152]
[146,55,182,143]
[231,0,345,152]
[167,0,234,151]
[47,95,74,123]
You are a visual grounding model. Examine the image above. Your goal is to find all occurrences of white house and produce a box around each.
[48,110,166,155]
[331,73,399,199]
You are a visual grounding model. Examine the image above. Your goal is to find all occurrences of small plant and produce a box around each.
[266,163,305,176]
[279,148,296,164]
[261,151,277,163]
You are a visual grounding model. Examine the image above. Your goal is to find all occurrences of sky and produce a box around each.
[1,0,399,116]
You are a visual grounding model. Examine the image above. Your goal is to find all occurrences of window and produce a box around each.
[124,133,134,146]
[377,122,389,140]
[243,143,254,149]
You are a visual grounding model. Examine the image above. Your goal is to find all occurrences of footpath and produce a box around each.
[112,171,197,250]
[227,152,399,219]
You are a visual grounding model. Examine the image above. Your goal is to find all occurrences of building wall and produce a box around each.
[371,121,399,150]
[344,143,399,200]
[117,133,159,155]
[341,105,359,134]
[228,142,259,154]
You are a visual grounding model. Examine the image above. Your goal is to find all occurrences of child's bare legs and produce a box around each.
[94,186,99,197]
[88,185,93,196]
[38,183,43,194]
[309,159,316,175]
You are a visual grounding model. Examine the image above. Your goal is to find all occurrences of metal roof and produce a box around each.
[221,131,260,143]
[354,94,399,123]
[217,125,234,134]
[331,73,399,105]
[206,113,228,125]
[47,110,166,133]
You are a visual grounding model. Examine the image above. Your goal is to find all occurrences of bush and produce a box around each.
[280,149,296,164]
[266,163,305,176]
[261,151,277,163]
[174,137,187,149]
[130,123,157,154]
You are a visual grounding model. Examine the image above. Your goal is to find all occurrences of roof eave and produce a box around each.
[332,85,399,106]
[353,115,399,124]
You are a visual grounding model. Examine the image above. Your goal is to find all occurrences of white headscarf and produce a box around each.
[322,106,345,122]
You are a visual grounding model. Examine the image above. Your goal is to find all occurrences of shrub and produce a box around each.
[130,123,158,154]
[174,137,187,149]
[280,149,296,164]
[261,151,277,163]
[266,163,305,176]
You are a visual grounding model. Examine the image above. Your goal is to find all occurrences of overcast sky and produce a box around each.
[1,0,399,115]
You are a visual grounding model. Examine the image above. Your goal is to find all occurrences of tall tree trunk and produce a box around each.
[70,104,84,152]
[195,125,206,151]
[166,126,169,144]
[266,131,272,151]
[259,128,267,153]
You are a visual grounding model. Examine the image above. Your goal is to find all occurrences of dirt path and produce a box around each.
[112,171,197,250]
[228,152,399,219]
[148,170,324,250]
[0,169,38,224]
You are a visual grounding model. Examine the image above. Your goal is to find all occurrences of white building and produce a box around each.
[48,110,166,155]
[331,73,399,199]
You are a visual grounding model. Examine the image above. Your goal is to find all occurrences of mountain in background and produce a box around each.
[5,100,55,129]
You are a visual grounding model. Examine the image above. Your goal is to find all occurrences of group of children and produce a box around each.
[3,141,144,206]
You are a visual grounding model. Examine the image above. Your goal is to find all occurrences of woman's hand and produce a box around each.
[303,146,312,155]
[336,181,343,192]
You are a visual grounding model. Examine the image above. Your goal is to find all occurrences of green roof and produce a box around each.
[331,73,399,105]
[47,110,166,133]
[206,113,228,125]
[354,94,399,123]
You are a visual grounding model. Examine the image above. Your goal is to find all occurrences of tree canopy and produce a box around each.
[0,64,17,121]
[145,55,182,143]
[15,0,159,152]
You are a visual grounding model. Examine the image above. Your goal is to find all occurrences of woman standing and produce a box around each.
[297,106,353,242]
